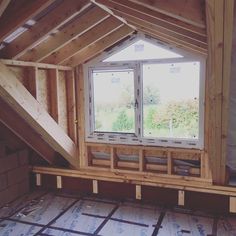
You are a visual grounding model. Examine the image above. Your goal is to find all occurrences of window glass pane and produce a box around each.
[143,62,200,139]
[92,69,135,133]
[103,40,183,62]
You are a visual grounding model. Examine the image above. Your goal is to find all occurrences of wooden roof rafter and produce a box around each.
[19,6,109,62]
[93,0,207,56]
[96,0,207,39]
[113,10,207,55]
[0,0,55,42]
[63,25,134,66]
[0,0,91,59]
[128,0,206,28]
[0,0,209,66]
[42,16,125,65]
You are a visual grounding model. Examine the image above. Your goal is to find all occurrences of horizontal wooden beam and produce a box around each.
[0,62,79,168]
[86,142,203,154]
[32,165,236,197]
[63,25,134,66]
[0,0,55,42]
[44,16,123,64]
[0,0,90,59]
[21,6,109,63]
[0,98,56,164]
[0,59,73,70]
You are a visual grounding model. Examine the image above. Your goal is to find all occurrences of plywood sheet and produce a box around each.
[37,69,50,112]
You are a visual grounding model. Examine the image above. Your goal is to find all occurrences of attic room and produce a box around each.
[0,0,236,235]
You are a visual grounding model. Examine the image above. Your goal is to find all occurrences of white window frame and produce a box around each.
[83,33,206,149]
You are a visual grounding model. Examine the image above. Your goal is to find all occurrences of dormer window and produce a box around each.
[84,34,205,149]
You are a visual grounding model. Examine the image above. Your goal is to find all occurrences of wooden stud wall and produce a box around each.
[84,142,210,182]
[1,59,77,142]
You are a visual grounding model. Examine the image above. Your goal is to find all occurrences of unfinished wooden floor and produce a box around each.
[0,190,235,236]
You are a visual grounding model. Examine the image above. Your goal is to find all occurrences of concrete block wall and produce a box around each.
[0,145,29,207]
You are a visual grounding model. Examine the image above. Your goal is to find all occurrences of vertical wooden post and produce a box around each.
[76,66,86,168]
[136,185,142,200]
[66,70,77,142]
[36,173,42,186]
[222,0,235,183]
[167,151,172,175]
[200,153,205,178]
[139,149,145,172]
[87,146,93,166]
[56,176,62,189]
[93,180,98,194]
[178,190,185,206]
[111,147,118,170]
[229,197,236,213]
[205,0,234,184]
[48,68,59,122]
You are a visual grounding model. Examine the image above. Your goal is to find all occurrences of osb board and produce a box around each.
[58,70,68,134]
[37,69,50,113]
[7,66,27,87]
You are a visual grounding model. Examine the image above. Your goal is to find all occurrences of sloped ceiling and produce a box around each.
[0,0,207,67]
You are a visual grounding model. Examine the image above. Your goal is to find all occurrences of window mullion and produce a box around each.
[134,63,142,140]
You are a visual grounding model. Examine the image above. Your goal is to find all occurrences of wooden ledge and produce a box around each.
[32,166,236,197]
